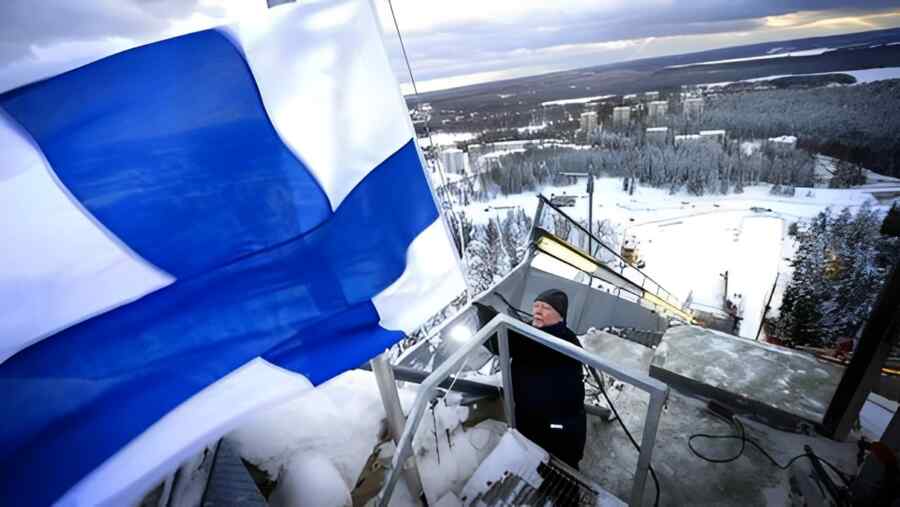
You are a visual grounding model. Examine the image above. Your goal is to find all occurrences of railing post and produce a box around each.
[630,388,667,507]
[371,353,424,503]
[497,327,516,428]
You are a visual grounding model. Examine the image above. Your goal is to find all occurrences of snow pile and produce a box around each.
[228,369,508,506]
[228,370,415,504]
[413,394,507,504]
[269,453,351,507]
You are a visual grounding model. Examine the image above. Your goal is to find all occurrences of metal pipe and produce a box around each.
[498,327,516,428]
[376,315,506,506]
[359,363,499,398]
[376,313,669,506]
[371,353,424,502]
[631,388,666,507]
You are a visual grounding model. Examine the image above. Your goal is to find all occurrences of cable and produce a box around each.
[493,292,533,321]
[385,0,472,303]
[589,367,661,507]
[688,415,853,488]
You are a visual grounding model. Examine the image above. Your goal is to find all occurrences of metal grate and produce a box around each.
[465,459,598,506]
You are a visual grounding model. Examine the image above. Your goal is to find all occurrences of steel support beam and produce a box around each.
[822,261,900,440]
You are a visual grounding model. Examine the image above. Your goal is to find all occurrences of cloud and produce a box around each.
[376,0,900,90]
[0,1,221,61]
[0,0,263,92]
[1,0,898,94]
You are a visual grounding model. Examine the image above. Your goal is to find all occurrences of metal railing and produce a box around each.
[375,312,670,507]
[534,195,692,322]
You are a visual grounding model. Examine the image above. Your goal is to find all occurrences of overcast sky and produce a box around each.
[1,0,899,94]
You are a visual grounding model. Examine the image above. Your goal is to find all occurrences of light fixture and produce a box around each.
[448,324,473,343]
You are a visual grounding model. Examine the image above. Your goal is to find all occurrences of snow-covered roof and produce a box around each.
[768,135,798,144]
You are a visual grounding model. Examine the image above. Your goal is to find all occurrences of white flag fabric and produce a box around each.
[0,1,465,505]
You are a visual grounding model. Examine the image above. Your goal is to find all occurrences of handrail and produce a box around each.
[535,193,685,311]
[375,313,670,507]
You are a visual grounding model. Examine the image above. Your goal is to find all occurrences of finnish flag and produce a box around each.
[0,1,465,505]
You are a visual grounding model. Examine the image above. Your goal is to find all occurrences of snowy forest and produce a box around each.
[461,137,815,201]
[698,79,900,179]
[773,202,898,347]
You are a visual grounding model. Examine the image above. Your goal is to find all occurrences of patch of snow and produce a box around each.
[541,95,616,106]
[768,135,797,144]
[269,453,351,507]
[418,416,507,505]
[741,140,761,156]
[516,123,547,134]
[420,132,478,148]
[860,393,898,440]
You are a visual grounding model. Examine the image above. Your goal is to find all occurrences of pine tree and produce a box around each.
[464,226,495,294]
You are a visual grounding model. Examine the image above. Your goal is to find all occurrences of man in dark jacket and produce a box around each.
[482,289,586,469]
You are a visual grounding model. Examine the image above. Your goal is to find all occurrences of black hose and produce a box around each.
[688,413,853,491]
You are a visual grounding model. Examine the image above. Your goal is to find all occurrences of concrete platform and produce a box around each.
[650,325,845,428]
[577,331,858,506]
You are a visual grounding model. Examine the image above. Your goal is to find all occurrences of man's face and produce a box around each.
[532,301,562,328]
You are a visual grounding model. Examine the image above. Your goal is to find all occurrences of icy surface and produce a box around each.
[582,338,857,506]
[652,325,844,423]
[581,330,655,374]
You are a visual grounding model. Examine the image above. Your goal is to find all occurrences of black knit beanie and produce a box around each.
[535,289,568,321]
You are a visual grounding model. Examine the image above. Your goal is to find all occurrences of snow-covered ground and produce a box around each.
[462,177,881,330]
[418,132,478,148]
[540,94,615,106]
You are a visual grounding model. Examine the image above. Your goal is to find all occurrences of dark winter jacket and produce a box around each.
[483,315,587,467]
